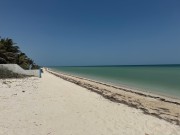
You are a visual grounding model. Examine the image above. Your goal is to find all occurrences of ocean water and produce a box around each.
[49,65,180,99]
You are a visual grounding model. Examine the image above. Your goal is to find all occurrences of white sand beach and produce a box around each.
[0,69,180,135]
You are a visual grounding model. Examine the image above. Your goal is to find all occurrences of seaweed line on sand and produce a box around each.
[46,69,180,126]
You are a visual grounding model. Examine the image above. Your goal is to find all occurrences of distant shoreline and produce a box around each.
[47,68,180,125]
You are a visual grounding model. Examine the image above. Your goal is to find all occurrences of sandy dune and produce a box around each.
[0,70,180,135]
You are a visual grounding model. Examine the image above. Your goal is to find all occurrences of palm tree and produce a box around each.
[0,41,8,63]
[0,38,20,63]
[0,37,39,69]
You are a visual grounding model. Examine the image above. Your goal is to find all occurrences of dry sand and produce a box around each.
[0,69,180,135]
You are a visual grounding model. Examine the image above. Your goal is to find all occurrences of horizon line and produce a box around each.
[45,63,180,67]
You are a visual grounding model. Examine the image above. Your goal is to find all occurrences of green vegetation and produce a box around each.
[0,37,39,69]
[0,68,28,78]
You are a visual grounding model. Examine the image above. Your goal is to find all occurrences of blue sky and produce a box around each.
[0,0,180,66]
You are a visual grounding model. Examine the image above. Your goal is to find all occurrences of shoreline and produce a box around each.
[49,66,180,100]
[47,68,180,125]
[48,68,180,104]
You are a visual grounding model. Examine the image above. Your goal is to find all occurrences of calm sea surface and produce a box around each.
[49,65,180,99]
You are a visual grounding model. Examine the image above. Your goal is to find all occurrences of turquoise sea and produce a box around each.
[49,65,180,99]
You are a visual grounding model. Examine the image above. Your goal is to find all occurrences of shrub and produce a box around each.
[0,68,28,78]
